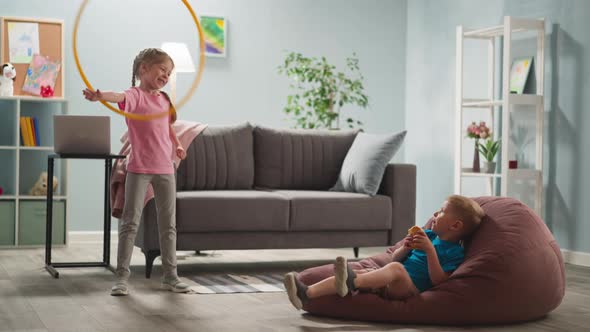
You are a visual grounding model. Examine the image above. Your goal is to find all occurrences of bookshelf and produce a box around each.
[0,16,67,247]
[454,16,545,215]
[0,96,68,247]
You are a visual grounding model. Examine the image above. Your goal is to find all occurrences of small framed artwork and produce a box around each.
[200,15,227,57]
[509,57,533,94]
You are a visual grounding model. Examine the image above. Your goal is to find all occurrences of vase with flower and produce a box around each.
[466,121,492,172]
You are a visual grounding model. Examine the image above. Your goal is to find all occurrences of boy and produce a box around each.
[284,195,485,309]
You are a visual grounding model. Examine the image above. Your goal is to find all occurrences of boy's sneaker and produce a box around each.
[334,256,357,297]
[283,272,308,310]
[161,278,191,293]
[110,281,129,296]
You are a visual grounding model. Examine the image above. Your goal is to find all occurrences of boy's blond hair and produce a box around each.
[446,195,485,237]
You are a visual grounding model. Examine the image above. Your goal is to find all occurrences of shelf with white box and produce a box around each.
[0,96,69,248]
[454,16,544,215]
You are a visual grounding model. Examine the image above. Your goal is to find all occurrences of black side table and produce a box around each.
[45,153,126,278]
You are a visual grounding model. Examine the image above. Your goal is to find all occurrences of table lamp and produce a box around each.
[161,42,195,104]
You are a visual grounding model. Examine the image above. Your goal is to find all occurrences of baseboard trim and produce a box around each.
[69,231,117,243]
[561,249,590,267]
[68,232,590,267]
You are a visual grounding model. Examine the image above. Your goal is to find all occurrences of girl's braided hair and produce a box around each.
[131,48,177,122]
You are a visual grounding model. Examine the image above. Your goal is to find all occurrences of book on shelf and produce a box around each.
[33,117,40,146]
[19,116,40,146]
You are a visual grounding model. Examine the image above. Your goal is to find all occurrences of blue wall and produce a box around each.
[405,0,590,253]
[5,1,589,255]
[3,0,407,231]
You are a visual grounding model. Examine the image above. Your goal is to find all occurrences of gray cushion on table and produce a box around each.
[331,131,407,196]
[254,126,358,190]
[176,190,289,232]
[177,123,254,190]
[270,190,391,231]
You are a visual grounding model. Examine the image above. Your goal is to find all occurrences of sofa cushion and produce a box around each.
[254,126,358,190]
[270,190,391,231]
[177,123,254,190]
[176,190,289,232]
[331,131,407,196]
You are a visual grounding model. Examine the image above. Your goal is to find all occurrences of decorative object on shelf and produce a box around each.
[7,21,40,63]
[509,159,518,169]
[22,54,61,96]
[29,172,58,196]
[509,57,533,94]
[277,51,368,129]
[467,121,491,172]
[0,63,16,96]
[200,15,227,57]
[0,186,3,195]
[478,139,501,174]
[40,85,54,97]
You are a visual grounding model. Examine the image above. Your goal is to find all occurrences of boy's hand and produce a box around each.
[176,146,186,160]
[410,232,435,254]
[82,88,102,102]
[403,234,414,248]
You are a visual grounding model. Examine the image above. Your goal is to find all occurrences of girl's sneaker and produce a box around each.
[161,278,191,293]
[110,281,129,296]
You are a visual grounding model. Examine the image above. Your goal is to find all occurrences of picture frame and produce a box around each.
[200,15,227,58]
[509,57,533,94]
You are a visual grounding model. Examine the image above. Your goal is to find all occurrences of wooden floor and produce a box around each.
[0,237,589,332]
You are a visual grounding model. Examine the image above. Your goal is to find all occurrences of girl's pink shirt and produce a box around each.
[118,87,174,174]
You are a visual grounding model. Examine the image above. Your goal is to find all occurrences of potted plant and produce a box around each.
[277,51,368,129]
[466,121,492,172]
[478,139,501,173]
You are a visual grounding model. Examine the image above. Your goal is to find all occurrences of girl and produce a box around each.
[83,48,190,296]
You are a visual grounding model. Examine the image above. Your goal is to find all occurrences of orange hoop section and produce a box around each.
[73,0,205,120]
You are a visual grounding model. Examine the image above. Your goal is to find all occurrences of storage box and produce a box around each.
[18,200,65,245]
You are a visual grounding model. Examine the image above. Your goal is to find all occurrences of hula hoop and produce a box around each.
[73,0,205,120]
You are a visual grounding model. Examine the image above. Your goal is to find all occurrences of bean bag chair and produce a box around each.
[299,196,565,324]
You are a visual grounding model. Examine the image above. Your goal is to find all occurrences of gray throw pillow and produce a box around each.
[331,130,407,196]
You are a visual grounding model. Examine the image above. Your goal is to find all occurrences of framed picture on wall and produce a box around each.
[200,15,227,57]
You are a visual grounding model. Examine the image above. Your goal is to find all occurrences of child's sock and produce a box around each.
[283,272,308,310]
[334,256,357,297]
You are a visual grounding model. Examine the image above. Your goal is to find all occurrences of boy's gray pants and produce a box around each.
[117,172,177,281]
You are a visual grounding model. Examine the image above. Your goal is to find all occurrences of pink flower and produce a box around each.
[466,120,492,140]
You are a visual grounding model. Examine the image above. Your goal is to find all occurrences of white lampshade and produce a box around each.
[161,42,195,73]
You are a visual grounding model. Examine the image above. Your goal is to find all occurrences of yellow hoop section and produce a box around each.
[73,0,205,121]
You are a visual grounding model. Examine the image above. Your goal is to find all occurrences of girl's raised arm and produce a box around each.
[83,88,125,103]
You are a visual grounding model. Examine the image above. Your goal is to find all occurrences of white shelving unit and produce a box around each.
[0,96,69,248]
[455,16,545,215]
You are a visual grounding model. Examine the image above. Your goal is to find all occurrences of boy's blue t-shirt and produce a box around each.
[402,229,464,292]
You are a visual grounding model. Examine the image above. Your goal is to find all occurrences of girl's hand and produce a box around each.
[82,88,102,102]
[176,146,186,160]
[410,232,434,254]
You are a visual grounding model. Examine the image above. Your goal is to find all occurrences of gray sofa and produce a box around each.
[136,123,416,278]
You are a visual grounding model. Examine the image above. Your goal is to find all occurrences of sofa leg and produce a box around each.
[144,250,160,279]
[353,247,359,258]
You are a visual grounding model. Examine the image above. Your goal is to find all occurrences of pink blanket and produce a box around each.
[110,120,208,218]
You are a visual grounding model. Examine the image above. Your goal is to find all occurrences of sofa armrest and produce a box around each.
[378,163,416,245]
